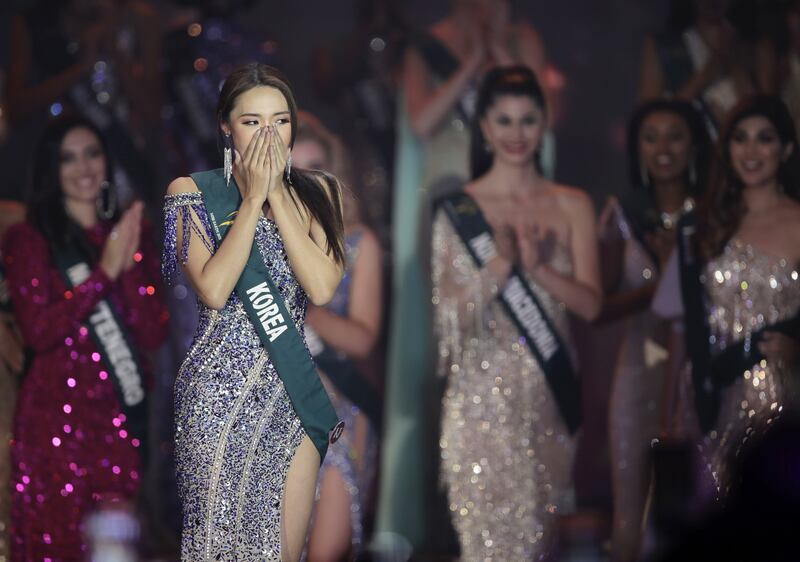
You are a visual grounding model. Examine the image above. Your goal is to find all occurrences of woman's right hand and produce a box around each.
[232,126,272,205]
[100,205,141,280]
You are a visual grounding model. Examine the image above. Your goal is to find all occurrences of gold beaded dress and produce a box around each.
[431,209,577,560]
[691,239,800,498]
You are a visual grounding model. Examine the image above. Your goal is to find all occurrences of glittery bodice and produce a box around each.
[432,210,576,560]
[705,239,800,352]
[695,239,800,498]
[163,191,308,561]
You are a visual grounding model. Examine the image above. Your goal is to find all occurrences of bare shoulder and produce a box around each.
[551,182,595,217]
[166,176,199,195]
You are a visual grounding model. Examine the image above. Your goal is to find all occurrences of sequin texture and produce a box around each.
[697,239,800,497]
[431,211,576,560]
[164,192,308,561]
[2,221,167,560]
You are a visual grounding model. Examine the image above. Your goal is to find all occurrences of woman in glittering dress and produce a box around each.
[2,115,167,560]
[655,95,800,502]
[292,114,382,561]
[598,99,710,562]
[163,64,346,562]
[432,66,601,560]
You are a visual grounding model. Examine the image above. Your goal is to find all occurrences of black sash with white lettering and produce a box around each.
[439,192,582,434]
[677,214,800,432]
[191,169,341,461]
[54,244,149,453]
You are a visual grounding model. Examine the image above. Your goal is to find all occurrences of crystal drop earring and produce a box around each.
[223,133,233,186]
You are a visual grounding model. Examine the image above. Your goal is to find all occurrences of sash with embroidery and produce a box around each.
[191,169,341,460]
[438,191,582,434]
[54,243,149,456]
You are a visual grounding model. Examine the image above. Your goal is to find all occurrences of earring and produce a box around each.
[484,141,494,153]
[285,150,293,185]
[96,181,116,220]
[640,163,650,188]
[223,133,233,186]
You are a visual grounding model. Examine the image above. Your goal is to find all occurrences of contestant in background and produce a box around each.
[432,66,601,560]
[653,95,800,503]
[597,99,710,562]
[293,114,382,562]
[2,114,167,560]
[380,0,555,548]
[163,64,345,562]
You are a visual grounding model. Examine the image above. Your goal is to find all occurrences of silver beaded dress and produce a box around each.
[163,192,309,561]
[692,239,800,498]
[432,210,577,561]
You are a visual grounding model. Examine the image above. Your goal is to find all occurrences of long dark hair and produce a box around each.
[697,95,800,260]
[469,65,546,180]
[627,98,712,198]
[217,63,345,265]
[27,114,117,256]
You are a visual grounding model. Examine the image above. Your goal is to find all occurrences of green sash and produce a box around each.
[54,245,149,456]
[439,191,582,434]
[191,169,341,461]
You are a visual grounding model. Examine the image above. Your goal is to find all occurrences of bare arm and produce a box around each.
[306,228,383,359]
[521,190,602,322]
[168,126,275,310]
[6,16,88,124]
[404,42,483,139]
[639,35,666,101]
[268,178,344,306]
[167,177,263,310]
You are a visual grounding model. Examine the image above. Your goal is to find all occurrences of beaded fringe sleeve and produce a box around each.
[162,192,217,283]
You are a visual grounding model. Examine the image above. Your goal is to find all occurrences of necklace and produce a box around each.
[659,197,695,230]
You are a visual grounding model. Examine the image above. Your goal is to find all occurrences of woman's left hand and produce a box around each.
[758,331,800,368]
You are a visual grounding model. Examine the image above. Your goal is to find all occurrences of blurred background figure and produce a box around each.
[596,99,711,562]
[4,0,161,203]
[653,95,800,515]
[378,0,558,552]
[638,0,768,137]
[0,200,25,562]
[432,66,600,560]
[294,112,383,562]
[311,0,409,250]
[2,114,167,560]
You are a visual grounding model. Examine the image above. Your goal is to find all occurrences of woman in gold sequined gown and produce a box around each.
[432,67,602,560]
[655,95,800,503]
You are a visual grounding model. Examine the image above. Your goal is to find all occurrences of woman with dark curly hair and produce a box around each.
[654,95,800,503]
[2,114,167,560]
[598,99,711,562]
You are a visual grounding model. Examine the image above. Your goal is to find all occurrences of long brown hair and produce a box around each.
[697,95,800,260]
[216,63,346,265]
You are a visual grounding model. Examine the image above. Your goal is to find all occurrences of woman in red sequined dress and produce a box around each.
[1,114,167,560]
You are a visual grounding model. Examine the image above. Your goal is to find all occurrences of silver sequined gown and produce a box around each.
[432,210,577,561]
[691,239,800,498]
[163,192,309,561]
